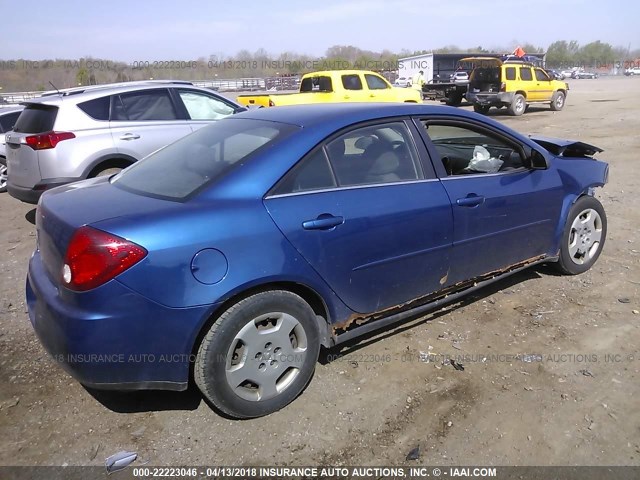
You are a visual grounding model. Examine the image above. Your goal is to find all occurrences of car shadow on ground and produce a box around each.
[483,105,551,117]
[319,266,547,364]
[25,208,36,225]
[84,383,203,413]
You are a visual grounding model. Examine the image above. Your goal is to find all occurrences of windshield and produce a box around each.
[114,118,298,200]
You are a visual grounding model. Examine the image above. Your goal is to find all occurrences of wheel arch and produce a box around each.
[82,154,137,179]
[189,281,334,366]
[553,189,603,256]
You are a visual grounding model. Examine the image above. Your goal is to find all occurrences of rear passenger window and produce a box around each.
[520,68,533,81]
[342,75,363,90]
[115,90,178,121]
[78,96,110,121]
[325,122,421,187]
[271,149,336,195]
[505,67,516,81]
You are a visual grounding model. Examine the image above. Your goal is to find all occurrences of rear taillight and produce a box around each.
[500,83,506,92]
[62,226,147,291]
[25,131,75,150]
[268,99,275,107]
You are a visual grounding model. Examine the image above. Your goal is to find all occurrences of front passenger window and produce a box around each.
[535,69,551,81]
[178,91,235,120]
[421,123,524,175]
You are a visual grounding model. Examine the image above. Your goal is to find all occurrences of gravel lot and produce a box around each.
[0,76,639,468]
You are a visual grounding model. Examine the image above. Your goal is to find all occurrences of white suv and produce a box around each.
[624,67,640,76]
[6,81,245,203]
[0,106,24,193]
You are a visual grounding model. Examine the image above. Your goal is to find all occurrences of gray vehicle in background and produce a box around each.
[6,81,246,203]
[0,106,24,193]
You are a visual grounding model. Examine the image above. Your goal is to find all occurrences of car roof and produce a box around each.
[302,70,383,76]
[0,105,24,115]
[22,81,230,107]
[230,103,480,129]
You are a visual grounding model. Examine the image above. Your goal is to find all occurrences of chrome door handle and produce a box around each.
[119,133,140,140]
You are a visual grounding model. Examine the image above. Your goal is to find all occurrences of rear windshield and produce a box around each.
[13,104,57,133]
[114,118,298,200]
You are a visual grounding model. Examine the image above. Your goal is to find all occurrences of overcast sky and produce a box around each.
[1,0,637,61]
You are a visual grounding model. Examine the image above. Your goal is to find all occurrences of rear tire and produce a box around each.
[550,91,565,111]
[508,94,526,116]
[195,290,320,418]
[555,196,607,275]
[0,158,7,193]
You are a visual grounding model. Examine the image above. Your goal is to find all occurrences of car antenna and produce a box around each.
[48,81,61,94]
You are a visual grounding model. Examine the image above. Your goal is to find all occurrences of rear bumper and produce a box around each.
[26,250,215,390]
[466,91,515,107]
[8,178,80,204]
[8,182,44,204]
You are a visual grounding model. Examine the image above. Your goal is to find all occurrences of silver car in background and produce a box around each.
[0,106,24,193]
[6,81,246,203]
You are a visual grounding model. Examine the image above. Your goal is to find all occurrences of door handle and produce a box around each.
[456,194,485,207]
[119,133,141,140]
[302,214,344,230]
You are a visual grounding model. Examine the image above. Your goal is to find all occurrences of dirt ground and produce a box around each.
[0,76,639,469]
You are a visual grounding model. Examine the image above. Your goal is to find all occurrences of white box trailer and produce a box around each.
[398,54,435,85]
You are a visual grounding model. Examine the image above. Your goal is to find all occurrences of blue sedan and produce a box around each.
[27,104,608,418]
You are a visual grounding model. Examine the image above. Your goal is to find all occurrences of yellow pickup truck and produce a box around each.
[237,70,422,107]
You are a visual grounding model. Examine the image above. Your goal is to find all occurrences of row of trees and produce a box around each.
[1,41,638,93]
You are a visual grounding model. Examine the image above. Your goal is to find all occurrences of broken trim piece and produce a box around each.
[331,255,549,344]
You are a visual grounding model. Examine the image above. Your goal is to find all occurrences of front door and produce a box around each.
[416,119,564,284]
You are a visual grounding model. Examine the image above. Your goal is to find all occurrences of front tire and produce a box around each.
[195,290,320,418]
[508,94,526,116]
[550,91,565,111]
[555,196,607,275]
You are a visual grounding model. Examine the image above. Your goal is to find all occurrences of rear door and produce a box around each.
[518,66,537,100]
[109,88,191,160]
[415,118,564,285]
[339,74,368,102]
[264,119,453,314]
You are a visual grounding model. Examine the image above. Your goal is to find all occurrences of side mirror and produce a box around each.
[530,150,549,170]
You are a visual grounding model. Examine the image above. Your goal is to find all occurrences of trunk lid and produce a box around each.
[36,177,182,284]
